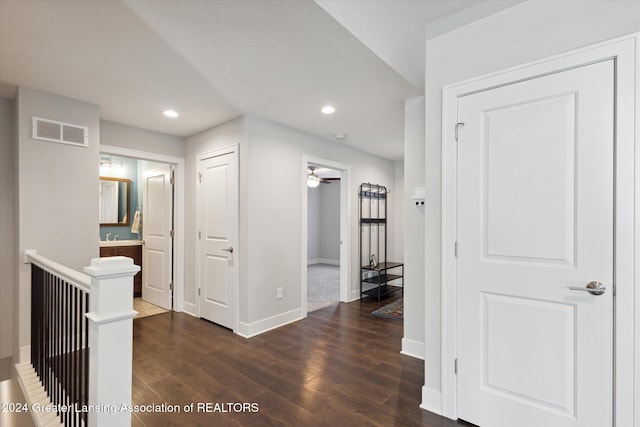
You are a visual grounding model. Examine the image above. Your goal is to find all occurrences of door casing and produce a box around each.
[100,145,185,312]
[439,34,638,425]
[301,155,352,315]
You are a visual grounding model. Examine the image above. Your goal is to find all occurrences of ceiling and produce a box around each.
[0,0,519,160]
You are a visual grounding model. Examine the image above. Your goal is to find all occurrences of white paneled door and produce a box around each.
[142,164,174,310]
[457,60,614,426]
[197,146,238,331]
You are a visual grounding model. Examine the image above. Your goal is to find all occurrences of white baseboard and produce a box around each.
[182,302,197,317]
[420,386,442,415]
[307,258,340,266]
[401,338,424,360]
[181,309,198,318]
[349,289,362,301]
[236,308,303,338]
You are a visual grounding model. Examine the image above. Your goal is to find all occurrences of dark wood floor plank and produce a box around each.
[131,297,470,426]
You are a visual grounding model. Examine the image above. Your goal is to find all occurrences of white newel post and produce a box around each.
[84,256,140,427]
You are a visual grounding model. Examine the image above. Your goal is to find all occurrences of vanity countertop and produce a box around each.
[99,240,143,247]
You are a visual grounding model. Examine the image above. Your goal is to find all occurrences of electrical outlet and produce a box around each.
[276,287,283,299]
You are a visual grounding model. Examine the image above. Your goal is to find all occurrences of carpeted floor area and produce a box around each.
[307,263,340,312]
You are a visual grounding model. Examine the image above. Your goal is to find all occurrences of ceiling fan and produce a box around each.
[307,166,340,188]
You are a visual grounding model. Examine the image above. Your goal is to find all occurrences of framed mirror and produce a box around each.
[99,177,131,226]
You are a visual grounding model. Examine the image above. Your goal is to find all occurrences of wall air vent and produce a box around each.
[32,117,88,147]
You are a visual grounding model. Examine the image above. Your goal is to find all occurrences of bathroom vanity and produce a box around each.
[99,240,143,297]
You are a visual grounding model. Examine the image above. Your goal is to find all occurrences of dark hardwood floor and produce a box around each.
[132,297,471,427]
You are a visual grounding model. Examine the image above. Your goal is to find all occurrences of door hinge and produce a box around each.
[170,230,174,238]
[169,282,174,291]
[198,288,201,296]
[454,241,458,257]
[454,358,458,375]
[170,176,175,185]
[455,122,465,142]
[197,172,203,183]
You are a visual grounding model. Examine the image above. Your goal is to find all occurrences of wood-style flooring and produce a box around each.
[132,297,472,427]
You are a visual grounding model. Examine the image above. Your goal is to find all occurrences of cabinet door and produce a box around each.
[100,245,142,297]
[116,245,140,263]
[99,246,117,257]
[118,246,142,297]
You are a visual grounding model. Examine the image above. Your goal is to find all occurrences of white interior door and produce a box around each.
[142,164,173,310]
[197,147,238,330]
[457,60,614,426]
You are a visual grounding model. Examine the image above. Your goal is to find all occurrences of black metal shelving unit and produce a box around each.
[359,183,403,301]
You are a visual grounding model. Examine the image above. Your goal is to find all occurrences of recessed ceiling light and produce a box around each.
[321,105,335,115]
[163,110,179,118]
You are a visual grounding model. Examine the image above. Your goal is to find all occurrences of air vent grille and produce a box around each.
[32,117,88,147]
[36,120,61,140]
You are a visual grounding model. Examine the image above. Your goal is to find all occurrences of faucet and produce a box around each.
[105,232,112,241]
[114,235,119,241]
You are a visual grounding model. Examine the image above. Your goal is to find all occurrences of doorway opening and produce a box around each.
[306,164,341,312]
[302,156,351,316]
[100,145,185,315]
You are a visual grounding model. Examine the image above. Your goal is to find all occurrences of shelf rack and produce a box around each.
[359,183,403,301]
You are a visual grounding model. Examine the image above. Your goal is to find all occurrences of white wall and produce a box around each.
[402,96,425,359]
[101,120,184,158]
[318,182,340,263]
[394,159,404,263]
[421,0,640,397]
[0,97,15,359]
[307,187,321,261]
[15,87,100,361]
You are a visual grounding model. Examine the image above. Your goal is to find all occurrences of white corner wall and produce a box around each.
[182,106,408,339]
[244,115,397,333]
[402,96,425,359]
[422,0,640,407]
[15,87,100,362]
[184,117,248,318]
[0,97,15,359]
[185,114,398,336]
[394,159,404,264]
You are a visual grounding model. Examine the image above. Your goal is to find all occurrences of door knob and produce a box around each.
[569,281,606,296]
[222,247,234,253]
